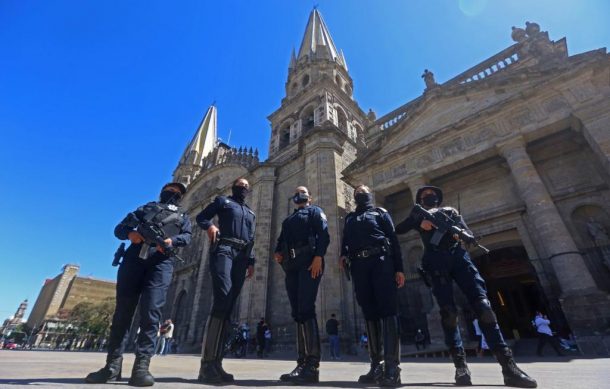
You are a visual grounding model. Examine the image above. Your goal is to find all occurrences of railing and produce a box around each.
[444,44,521,86]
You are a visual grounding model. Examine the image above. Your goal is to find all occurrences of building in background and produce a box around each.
[164,10,610,355]
[0,299,28,341]
[26,264,116,347]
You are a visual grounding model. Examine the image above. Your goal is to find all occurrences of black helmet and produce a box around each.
[415,186,443,205]
[162,182,187,195]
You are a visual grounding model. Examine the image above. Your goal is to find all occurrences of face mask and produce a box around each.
[421,194,438,208]
[160,190,180,204]
[232,185,249,202]
[293,192,309,204]
[355,192,373,206]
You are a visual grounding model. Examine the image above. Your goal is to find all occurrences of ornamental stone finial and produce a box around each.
[511,26,527,43]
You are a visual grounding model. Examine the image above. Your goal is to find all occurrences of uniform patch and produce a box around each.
[168,204,178,211]
[320,212,327,221]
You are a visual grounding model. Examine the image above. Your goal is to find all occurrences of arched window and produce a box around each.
[279,124,291,148]
[301,106,315,132]
[336,107,347,131]
[335,75,342,87]
[302,74,310,87]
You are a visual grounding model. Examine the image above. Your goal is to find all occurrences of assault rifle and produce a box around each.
[122,207,185,262]
[412,204,490,253]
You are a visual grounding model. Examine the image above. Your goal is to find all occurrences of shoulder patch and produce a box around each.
[167,204,178,211]
[320,212,327,221]
[376,207,388,213]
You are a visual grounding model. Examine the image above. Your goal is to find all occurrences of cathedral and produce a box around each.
[164,10,610,355]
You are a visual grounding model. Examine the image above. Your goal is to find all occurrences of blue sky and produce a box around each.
[1,0,608,321]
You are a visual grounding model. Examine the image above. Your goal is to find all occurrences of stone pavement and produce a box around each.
[0,350,608,389]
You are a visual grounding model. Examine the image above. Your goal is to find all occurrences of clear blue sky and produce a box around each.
[1,0,608,321]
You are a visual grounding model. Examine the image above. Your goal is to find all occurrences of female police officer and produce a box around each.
[340,185,405,387]
[274,186,330,384]
[196,178,256,384]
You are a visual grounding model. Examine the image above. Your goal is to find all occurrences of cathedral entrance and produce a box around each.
[472,246,546,339]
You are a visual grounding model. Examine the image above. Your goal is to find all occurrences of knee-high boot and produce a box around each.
[198,316,225,384]
[293,318,320,384]
[214,320,234,382]
[378,316,401,387]
[358,320,382,383]
[280,322,306,382]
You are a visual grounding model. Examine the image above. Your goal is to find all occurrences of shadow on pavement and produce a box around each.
[0,378,96,385]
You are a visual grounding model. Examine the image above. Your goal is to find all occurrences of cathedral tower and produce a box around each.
[265,9,369,342]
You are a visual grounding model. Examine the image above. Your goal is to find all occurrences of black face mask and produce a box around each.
[293,192,309,204]
[421,194,439,208]
[232,185,249,202]
[160,190,180,204]
[355,192,373,206]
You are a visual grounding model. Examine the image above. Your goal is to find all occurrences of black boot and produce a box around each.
[293,318,320,384]
[358,320,382,384]
[494,347,537,388]
[215,320,234,382]
[85,355,122,383]
[198,316,224,384]
[450,347,472,386]
[378,316,401,387]
[128,355,154,387]
[280,322,306,382]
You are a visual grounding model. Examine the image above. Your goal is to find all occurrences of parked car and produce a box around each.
[4,341,18,350]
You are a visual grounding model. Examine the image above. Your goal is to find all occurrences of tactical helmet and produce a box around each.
[162,182,187,195]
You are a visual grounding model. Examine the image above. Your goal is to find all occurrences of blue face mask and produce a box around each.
[293,192,309,204]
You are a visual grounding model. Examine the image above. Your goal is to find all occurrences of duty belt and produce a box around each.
[351,245,386,259]
[219,237,249,250]
[288,242,311,259]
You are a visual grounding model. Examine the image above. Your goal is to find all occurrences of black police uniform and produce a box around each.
[341,203,403,385]
[86,195,191,386]
[395,186,536,388]
[275,204,330,383]
[196,194,255,383]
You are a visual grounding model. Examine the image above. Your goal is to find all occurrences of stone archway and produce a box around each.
[472,246,550,339]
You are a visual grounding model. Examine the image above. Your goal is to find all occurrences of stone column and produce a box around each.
[499,136,610,338]
[405,175,445,346]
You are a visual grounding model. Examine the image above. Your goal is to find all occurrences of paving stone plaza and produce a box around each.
[0,351,608,389]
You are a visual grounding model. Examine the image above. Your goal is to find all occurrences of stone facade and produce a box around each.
[165,15,610,355]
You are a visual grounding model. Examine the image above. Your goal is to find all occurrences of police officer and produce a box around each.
[340,185,405,387]
[85,182,192,387]
[395,186,537,388]
[196,177,256,384]
[274,186,330,384]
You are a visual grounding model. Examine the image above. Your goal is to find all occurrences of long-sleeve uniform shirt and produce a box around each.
[275,205,330,258]
[114,201,192,260]
[196,195,256,265]
[395,206,472,252]
[341,205,404,273]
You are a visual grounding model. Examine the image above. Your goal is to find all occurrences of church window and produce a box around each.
[302,74,310,87]
[279,125,291,148]
[335,75,342,87]
[336,107,347,131]
[301,106,315,132]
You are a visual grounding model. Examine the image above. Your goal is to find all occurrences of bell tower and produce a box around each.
[268,9,368,158]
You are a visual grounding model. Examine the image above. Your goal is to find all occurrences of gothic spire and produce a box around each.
[297,9,347,70]
[180,104,218,166]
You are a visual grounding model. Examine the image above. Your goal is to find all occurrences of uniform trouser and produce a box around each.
[209,244,249,320]
[423,247,507,351]
[284,254,323,323]
[350,253,398,320]
[106,255,174,359]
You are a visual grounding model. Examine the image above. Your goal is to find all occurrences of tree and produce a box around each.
[69,297,116,337]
